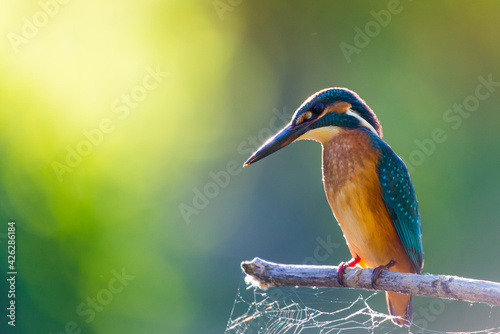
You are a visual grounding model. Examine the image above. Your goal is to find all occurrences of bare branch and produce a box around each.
[241,257,500,306]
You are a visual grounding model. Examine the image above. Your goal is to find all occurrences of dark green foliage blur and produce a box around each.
[1,1,500,333]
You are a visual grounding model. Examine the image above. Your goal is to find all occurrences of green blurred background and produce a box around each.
[1,1,500,333]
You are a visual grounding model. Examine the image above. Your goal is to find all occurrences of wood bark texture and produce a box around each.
[241,257,500,306]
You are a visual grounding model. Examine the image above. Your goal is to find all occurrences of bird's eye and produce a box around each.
[312,103,325,114]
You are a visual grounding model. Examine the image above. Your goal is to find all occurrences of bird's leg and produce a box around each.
[337,256,361,286]
[371,260,396,289]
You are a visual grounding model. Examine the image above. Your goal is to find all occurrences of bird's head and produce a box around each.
[244,87,382,166]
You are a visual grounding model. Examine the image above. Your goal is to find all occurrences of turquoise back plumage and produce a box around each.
[369,132,424,273]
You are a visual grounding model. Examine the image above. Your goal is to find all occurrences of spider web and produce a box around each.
[225,274,500,334]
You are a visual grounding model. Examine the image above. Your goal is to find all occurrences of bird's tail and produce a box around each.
[386,291,412,327]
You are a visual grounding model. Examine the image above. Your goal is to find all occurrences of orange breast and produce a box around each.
[322,129,414,273]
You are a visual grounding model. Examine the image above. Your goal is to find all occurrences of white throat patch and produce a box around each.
[297,126,341,144]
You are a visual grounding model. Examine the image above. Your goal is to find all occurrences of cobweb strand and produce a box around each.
[225,274,500,334]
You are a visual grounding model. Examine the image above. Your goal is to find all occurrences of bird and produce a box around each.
[243,87,423,327]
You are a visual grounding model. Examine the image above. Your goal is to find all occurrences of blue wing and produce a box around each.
[376,140,424,273]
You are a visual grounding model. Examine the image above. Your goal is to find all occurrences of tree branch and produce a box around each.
[241,257,500,306]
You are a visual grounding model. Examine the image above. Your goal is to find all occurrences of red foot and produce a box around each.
[337,256,361,286]
[371,260,396,289]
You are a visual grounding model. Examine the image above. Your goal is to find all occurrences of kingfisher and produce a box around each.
[243,88,423,326]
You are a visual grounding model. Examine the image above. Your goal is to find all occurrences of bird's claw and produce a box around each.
[337,257,361,287]
[337,262,348,286]
[371,260,396,289]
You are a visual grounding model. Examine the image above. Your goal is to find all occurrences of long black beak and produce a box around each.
[244,122,309,166]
